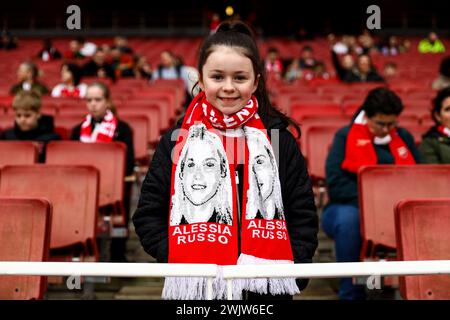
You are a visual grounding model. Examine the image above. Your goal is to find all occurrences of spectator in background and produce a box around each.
[10,62,49,96]
[419,88,450,163]
[358,29,375,54]
[110,47,134,78]
[343,54,384,83]
[152,50,195,105]
[379,35,405,56]
[331,49,355,81]
[418,32,446,54]
[78,37,97,57]
[304,61,331,82]
[299,46,317,69]
[123,55,152,80]
[64,39,85,60]
[112,36,133,54]
[0,30,18,50]
[51,63,87,98]
[0,91,60,162]
[432,56,450,90]
[284,58,302,82]
[321,88,421,300]
[264,47,283,79]
[71,82,134,262]
[37,38,62,61]
[82,49,116,82]
[209,13,221,34]
[382,62,398,80]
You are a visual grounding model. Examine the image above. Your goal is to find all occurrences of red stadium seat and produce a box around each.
[0,141,38,167]
[118,108,160,146]
[395,198,450,300]
[305,125,343,181]
[0,198,52,300]
[358,165,450,259]
[54,114,85,134]
[0,165,99,261]
[290,105,342,123]
[46,141,127,227]
[121,114,149,163]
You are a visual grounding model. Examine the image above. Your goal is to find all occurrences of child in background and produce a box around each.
[0,91,60,162]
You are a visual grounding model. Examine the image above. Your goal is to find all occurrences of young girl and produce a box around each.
[51,63,87,98]
[133,21,318,300]
[71,82,135,262]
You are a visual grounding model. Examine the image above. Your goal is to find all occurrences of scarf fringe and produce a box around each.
[161,254,300,300]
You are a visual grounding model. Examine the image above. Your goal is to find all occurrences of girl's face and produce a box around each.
[86,86,109,120]
[436,97,450,128]
[181,140,221,206]
[61,65,73,84]
[199,45,259,116]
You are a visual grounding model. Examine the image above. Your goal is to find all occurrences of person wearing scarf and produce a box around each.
[321,87,421,300]
[419,87,450,164]
[133,21,318,300]
[71,82,135,263]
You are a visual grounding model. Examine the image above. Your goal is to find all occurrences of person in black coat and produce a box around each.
[1,91,60,162]
[71,81,135,262]
[82,48,116,82]
[343,54,384,83]
[133,21,318,300]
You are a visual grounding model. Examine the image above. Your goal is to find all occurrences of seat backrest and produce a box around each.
[46,141,125,208]
[305,125,342,180]
[0,165,99,250]
[120,115,149,161]
[0,141,38,168]
[358,165,450,254]
[395,198,450,300]
[118,108,159,144]
[0,197,51,299]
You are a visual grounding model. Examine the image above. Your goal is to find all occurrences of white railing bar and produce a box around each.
[0,262,217,278]
[222,260,450,279]
[1,261,450,279]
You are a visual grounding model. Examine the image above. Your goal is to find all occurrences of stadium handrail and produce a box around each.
[1,260,450,300]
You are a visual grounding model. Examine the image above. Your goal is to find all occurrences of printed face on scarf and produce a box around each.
[252,144,275,202]
[199,45,259,116]
[180,139,225,206]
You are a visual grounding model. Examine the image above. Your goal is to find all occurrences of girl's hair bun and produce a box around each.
[216,21,253,38]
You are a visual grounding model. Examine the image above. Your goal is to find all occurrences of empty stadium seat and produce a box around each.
[358,165,450,259]
[46,141,127,227]
[0,198,52,299]
[305,125,343,181]
[121,114,149,163]
[0,141,38,167]
[395,198,450,300]
[0,165,100,261]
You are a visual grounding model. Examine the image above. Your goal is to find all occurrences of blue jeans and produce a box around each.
[321,204,366,300]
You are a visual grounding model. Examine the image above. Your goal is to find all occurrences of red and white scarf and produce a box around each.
[163,92,298,300]
[437,125,450,138]
[342,110,416,173]
[80,110,118,143]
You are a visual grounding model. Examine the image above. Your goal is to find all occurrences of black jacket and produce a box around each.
[133,116,319,291]
[0,114,60,162]
[71,119,135,176]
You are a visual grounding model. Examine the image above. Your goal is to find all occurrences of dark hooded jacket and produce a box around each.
[133,115,318,291]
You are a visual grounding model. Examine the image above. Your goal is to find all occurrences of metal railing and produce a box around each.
[1,260,450,300]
